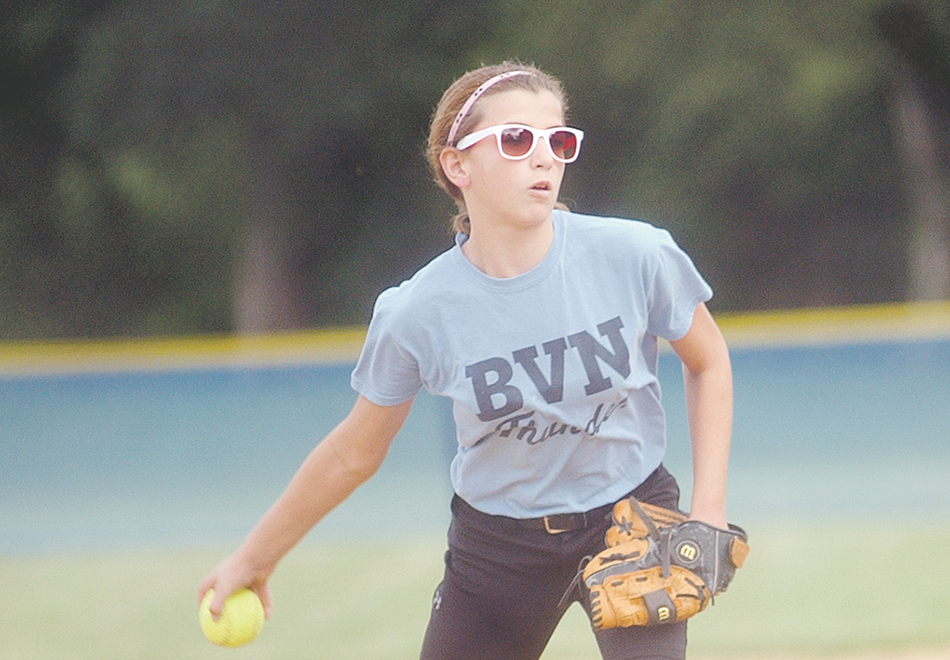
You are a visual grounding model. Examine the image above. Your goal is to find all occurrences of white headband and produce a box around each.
[447,70,531,146]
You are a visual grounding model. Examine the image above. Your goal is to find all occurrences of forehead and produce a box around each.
[473,89,565,129]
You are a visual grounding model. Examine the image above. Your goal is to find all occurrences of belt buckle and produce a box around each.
[543,515,570,534]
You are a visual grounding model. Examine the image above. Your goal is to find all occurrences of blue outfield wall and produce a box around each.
[1,302,949,554]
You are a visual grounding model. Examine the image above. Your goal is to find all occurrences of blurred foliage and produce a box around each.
[0,0,948,339]
[501,0,947,309]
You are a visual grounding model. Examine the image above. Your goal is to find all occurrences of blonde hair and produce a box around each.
[426,61,570,234]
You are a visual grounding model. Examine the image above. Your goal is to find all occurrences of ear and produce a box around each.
[439,147,471,190]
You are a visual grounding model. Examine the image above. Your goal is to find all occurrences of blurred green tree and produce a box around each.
[876,1,950,300]
[64,0,497,334]
[489,0,949,309]
[1,0,947,339]
[0,0,117,337]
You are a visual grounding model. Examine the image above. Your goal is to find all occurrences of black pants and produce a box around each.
[419,465,687,660]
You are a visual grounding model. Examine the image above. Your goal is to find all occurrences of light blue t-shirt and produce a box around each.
[351,210,712,518]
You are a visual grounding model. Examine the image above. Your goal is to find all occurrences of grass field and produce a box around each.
[3,522,949,660]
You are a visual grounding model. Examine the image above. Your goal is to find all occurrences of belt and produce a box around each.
[517,511,595,534]
[457,466,671,536]
[516,496,619,534]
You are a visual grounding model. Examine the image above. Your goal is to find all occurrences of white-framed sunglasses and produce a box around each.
[455,124,584,163]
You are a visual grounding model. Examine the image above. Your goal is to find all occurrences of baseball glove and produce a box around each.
[582,498,749,630]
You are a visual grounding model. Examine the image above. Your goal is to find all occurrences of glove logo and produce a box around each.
[657,606,672,622]
[676,540,700,564]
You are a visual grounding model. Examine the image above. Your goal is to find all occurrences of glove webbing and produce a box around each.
[627,499,672,579]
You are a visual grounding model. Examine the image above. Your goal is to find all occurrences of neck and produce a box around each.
[461,214,555,278]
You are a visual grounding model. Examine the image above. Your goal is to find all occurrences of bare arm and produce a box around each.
[199,394,414,617]
[669,303,733,529]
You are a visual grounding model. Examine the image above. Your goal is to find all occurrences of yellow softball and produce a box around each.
[199,588,265,647]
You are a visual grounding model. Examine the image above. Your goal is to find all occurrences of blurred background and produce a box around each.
[2,2,950,658]
[1,0,948,340]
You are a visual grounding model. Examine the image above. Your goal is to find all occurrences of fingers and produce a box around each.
[197,576,219,615]
[208,586,230,620]
[197,575,214,602]
[197,580,230,621]
[198,562,273,621]
[197,567,241,620]
[257,582,273,619]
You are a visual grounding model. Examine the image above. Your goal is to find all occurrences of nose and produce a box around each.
[531,136,556,167]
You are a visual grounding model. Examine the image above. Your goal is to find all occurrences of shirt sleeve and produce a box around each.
[645,229,713,341]
[350,288,424,406]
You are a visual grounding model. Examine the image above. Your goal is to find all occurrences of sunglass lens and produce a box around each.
[500,127,534,157]
[549,131,578,160]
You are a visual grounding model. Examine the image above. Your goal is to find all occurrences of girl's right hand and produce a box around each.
[198,553,274,620]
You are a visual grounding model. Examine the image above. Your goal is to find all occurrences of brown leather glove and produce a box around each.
[583,498,749,629]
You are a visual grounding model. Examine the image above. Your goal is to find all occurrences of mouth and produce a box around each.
[530,181,552,192]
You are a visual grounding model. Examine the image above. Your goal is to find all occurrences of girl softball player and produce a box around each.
[200,61,734,660]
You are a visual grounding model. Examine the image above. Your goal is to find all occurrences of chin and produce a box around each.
[518,207,556,229]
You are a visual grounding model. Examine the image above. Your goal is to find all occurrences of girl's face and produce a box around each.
[453,89,567,231]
